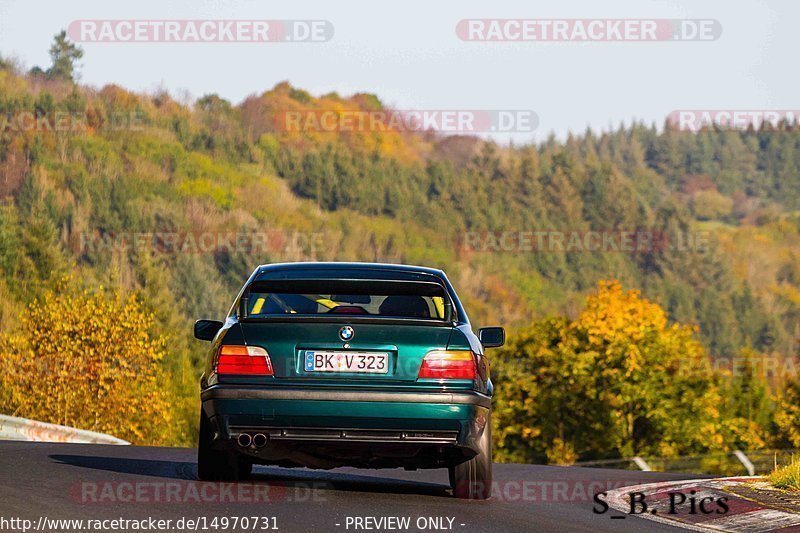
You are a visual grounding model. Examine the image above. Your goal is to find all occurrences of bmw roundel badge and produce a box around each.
[339,325,355,341]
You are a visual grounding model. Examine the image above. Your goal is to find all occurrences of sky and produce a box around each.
[0,0,795,142]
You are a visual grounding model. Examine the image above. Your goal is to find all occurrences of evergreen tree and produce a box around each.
[46,30,83,82]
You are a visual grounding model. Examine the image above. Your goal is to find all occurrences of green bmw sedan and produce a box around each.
[195,262,504,499]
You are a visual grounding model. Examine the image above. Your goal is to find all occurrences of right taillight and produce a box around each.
[418,350,476,379]
[215,345,273,376]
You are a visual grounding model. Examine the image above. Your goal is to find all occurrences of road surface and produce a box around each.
[0,441,701,532]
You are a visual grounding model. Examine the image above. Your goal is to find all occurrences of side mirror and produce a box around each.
[194,319,223,341]
[478,327,505,348]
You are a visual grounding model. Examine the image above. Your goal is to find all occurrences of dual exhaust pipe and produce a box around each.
[237,432,268,449]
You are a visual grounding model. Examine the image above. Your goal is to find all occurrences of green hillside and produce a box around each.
[0,39,798,455]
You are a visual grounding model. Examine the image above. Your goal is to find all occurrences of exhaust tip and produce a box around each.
[237,433,252,447]
[253,433,268,448]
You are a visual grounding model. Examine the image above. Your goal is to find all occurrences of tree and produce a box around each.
[0,279,173,444]
[47,30,83,82]
[774,379,800,448]
[719,347,774,450]
[492,280,728,464]
[691,189,734,221]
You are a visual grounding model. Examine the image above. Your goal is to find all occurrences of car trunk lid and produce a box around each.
[237,319,454,384]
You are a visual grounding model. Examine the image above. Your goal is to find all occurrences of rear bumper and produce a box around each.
[201,385,491,408]
[200,385,491,468]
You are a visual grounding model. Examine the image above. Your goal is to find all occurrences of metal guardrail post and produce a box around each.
[632,456,651,471]
[733,450,755,476]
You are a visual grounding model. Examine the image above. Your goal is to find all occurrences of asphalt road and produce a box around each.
[0,441,702,532]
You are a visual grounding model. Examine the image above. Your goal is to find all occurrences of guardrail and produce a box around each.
[0,415,129,445]
[575,449,799,476]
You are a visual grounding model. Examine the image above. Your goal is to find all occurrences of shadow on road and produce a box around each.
[49,454,451,499]
[51,454,195,479]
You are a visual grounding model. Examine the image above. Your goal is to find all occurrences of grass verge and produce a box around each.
[769,458,800,490]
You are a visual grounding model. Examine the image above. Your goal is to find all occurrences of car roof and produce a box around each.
[256,262,446,278]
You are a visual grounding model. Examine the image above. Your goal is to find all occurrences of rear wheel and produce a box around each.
[449,412,492,499]
[197,410,251,481]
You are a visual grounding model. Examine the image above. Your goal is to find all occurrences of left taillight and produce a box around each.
[215,345,273,376]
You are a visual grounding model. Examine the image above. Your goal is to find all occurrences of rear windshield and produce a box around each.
[240,278,453,321]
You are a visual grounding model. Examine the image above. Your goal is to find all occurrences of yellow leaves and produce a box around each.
[491,278,737,463]
[0,280,173,445]
[579,280,668,345]
[522,427,541,439]
[545,438,578,465]
[774,382,800,449]
[570,280,710,383]
[624,344,643,376]
[704,405,720,420]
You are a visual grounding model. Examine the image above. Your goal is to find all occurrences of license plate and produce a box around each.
[304,351,389,374]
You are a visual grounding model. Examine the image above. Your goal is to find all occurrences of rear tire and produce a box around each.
[450,412,492,500]
[197,410,250,481]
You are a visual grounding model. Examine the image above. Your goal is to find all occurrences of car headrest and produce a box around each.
[378,295,430,318]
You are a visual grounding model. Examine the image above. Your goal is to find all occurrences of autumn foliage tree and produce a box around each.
[774,381,800,448]
[0,280,172,444]
[492,280,729,464]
